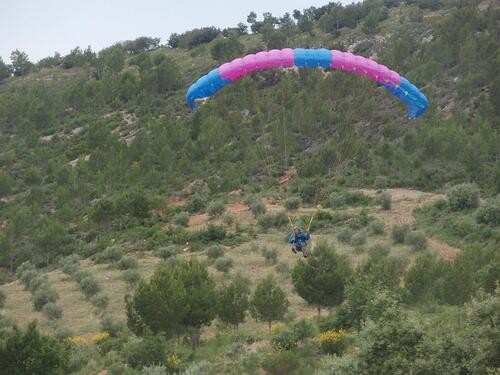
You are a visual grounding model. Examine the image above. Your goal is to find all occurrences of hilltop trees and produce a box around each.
[210,36,244,63]
[10,50,33,76]
[0,57,10,81]
[292,241,352,319]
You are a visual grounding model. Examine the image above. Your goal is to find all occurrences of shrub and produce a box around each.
[271,327,298,350]
[222,212,234,225]
[392,224,410,244]
[291,318,316,341]
[33,287,59,311]
[261,247,278,264]
[337,227,353,243]
[405,230,427,251]
[275,262,289,274]
[447,183,480,210]
[142,365,168,375]
[20,269,38,286]
[72,269,92,283]
[284,197,301,210]
[173,212,190,227]
[350,231,367,246]
[374,176,389,189]
[54,325,74,340]
[154,245,178,260]
[125,335,167,369]
[258,212,288,229]
[369,243,391,256]
[368,220,385,235]
[28,274,49,293]
[379,191,392,210]
[326,191,373,208]
[207,200,225,217]
[186,193,206,213]
[117,256,139,270]
[79,276,101,297]
[215,257,234,273]
[42,302,63,320]
[248,242,259,253]
[206,244,225,260]
[62,262,79,275]
[261,351,301,375]
[95,245,125,264]
[476,197,500,226]
[122,269,142,286]
[90,294,110,310]
[0,289,6,308]
[250,200,266,218]
[101,314,125,337]
[315,329,348,354]
[15,261,34,278]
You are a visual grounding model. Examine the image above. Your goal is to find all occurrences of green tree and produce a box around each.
[216,273,251,329]
[10,50,33,76]
[210,36,244,63]
[125,262,188,337]
[250,274,289,329]
[176,258,217,349]
[0,321,68,375]
[291,241,352,320]
[0,57,10,81]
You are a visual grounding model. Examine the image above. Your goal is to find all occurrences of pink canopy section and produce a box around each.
[330,50,400,87]
[219,48,295,81]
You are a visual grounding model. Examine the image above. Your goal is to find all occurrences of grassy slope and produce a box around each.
[0,188,460,338]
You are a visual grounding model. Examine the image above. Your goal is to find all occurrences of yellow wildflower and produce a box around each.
[91,331,110,344]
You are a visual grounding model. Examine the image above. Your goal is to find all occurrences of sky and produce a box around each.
[0,0,354,63]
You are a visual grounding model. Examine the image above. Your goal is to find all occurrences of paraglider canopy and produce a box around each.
[186,48,428,119]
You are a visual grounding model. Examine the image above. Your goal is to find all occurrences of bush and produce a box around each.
[258,212,288,229]
[125,335,167,369]
[337,227,353,243]
[154,245,178,260]
[72,269,92,283]
[379,191,392,210]
[33,287,59,311]
[79,276,101,297]
[206,244,225,260]
[0,289,6,308]
[368,220,385,235]
[173,212,190,227]
[28,274,49,293]
[261,247,278,265]
[275,262,289,274]
[101,314,125,337]
[16,261,34,278]
[447,183,480,210]
[392,224,410,244]
[271,327,299,350]
[374,176,389,189]
[326,191,373,208]
[207,200,225,217]
[117,256,139,270]
[42,302,63,320]
[62,262,79,275]
[476,197,500,226]
[122,269,142,286]
[369,243,391,256]
[315,329,348,354]
[95,245,125,264]
[261,351,301,375]
[222,212,234,226]
[250,200,266,218]
[405,230,427,251]
[54,325,74,340]
[284,197,301,210]
[142,365,168,375]
[291,318,316,341]
[91,294,110,310]
[350,231,367,246]
[215,257,234,273]
[19,269,38,286]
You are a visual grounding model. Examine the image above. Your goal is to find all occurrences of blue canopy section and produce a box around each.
[382,77,429,119]
[294,48,332,68]
[186,68,231,109]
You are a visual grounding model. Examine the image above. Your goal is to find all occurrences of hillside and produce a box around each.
[0,0,499,374]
